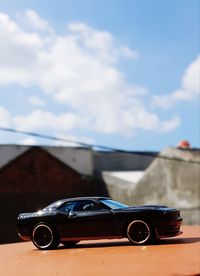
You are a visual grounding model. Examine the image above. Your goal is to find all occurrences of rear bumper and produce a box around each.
[17,231,31,241]
[17,220,31,241]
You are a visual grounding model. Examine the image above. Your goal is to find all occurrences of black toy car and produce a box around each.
[17,197,183,250]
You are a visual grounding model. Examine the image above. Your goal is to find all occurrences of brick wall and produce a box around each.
[0,147,106,243]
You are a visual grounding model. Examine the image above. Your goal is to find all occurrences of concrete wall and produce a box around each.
[94,151,156,172]
[44,146,93,176]
[0,145,29,169]
[102,148,200,225]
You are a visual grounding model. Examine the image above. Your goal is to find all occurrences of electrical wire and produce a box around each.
[0,127,199,164]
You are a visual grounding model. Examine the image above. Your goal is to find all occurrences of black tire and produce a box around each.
[62,241,79,247]
[127,220,153,245]
[32,223,60,250]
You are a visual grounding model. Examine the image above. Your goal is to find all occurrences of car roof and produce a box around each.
[44,196,111,210]
[47,196,111,207]
[59,196,111,203]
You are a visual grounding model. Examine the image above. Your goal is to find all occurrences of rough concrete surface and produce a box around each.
[0,226,199,276]
[103,147,200,225]
[94,151,155,172]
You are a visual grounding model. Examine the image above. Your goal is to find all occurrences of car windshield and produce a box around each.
[43,200,65,210]
[100,199,128,209]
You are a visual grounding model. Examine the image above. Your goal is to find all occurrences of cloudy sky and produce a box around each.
[0,0,199,150]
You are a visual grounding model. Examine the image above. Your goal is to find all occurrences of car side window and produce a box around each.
[98,202,110,210]
[73,200,99,212]
[60,202,75,212]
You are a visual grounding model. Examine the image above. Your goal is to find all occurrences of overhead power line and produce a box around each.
[0,127,93,148]
[0,127,199,164]
[0,127,131,152]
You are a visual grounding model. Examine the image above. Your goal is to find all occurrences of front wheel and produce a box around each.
[32,223,60,250]
[127,220,153,245]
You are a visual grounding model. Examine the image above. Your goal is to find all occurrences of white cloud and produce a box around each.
[13,110,79,132]
[160,117,181,133]
[29,95,46,106]
[18,137,38,145]
[0,106,11,127]
[23,9,51,32]
[67,22,138,63]
[53,134,94,147]
[152,55,200,109]
[0,10,180,137]
[0,12,43,86]
[182,55,200,93]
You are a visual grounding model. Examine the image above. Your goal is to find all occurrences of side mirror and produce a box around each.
[69,211,76,218]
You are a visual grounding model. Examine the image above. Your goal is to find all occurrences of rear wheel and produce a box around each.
[127,220,152,245]
[32,224,60,250]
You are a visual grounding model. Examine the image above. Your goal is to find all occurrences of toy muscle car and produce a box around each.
[17,197,183,250]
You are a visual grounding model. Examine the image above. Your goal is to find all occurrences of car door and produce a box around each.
[68,200,114,238]
[56,201,76,239]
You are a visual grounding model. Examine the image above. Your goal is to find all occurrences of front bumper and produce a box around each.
[156,217,183,239]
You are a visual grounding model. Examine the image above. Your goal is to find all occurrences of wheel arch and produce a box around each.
[123,214,156,238]
[31,221,60,250]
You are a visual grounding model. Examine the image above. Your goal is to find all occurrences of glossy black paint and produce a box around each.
[17,197,183,249]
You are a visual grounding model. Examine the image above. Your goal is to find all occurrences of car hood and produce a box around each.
[18,210,54,219]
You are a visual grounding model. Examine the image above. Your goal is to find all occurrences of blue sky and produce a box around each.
[0,0,199,150]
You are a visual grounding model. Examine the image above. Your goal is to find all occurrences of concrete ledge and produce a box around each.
[0,226,199,276]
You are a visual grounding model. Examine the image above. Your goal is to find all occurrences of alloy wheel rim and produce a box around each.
[33,224,53,249]
[127,220,150,244]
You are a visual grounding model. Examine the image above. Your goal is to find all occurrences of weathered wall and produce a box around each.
[44,146,93,176]
[103,148,200,225]
[0,145,94,176]
[94,151,156,172]
[0,145,29,168]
